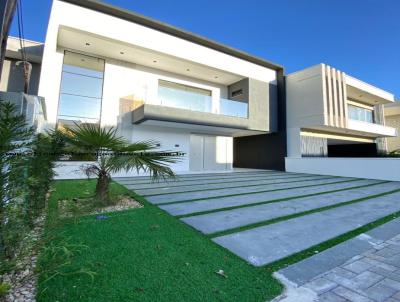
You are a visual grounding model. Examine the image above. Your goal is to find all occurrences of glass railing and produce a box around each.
[220,97,248,118]
[158,86,212,113]
[158,86,248,118]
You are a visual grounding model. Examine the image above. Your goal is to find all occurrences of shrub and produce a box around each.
[0,101,33,259]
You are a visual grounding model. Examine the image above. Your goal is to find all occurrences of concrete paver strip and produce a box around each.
[148,177,358,204]
[213,191,400,266]
[115,171,290,186]
[159,179,381,215]
[119,172,306,189]
[137,175,334,196]
[181,182,400,234]
[113,169,274,181]
[274,219,400,302]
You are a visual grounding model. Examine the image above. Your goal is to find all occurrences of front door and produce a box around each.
[189,134,232,171]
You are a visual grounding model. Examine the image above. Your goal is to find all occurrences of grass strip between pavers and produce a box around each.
[142,175,338,197]
[160,178,367,206]
[207,187,400,238]
[119,172,308,189]
[175,181,389,218]
[264,210,400,272]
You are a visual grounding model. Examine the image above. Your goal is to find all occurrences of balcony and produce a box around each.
[158,85,248,118]
[347,119,397,137]
[130,85,268,136]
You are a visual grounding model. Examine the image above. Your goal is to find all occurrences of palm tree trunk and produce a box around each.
[95,171,110,205]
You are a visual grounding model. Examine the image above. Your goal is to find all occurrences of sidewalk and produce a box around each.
[275,218,400,302]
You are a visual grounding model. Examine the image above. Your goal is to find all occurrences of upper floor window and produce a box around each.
[158,79,212,113]
[348,103,374,123]
[57,51,105,130]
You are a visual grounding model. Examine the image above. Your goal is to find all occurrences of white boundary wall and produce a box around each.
[286,157,400,181]
[53,161,145,180]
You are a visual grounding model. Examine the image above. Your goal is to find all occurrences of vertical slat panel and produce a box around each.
[331,68,339,127]
[301,135,328,157]
[337,71,345,128]
[342,72,348,128]
[326,65,334,126]
[321,64,328,125]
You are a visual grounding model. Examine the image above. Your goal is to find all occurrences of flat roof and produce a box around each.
[59,0,283,71]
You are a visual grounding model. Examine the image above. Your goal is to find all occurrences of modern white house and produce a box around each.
[37,0,285,176]
[285,64,398,180]
[0,0,399,180]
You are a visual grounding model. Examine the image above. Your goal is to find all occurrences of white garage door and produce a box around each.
[189,134,233,171]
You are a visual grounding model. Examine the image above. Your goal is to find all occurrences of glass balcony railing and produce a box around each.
[219,97,248,118]
[158,86,248,118]
[158,86,212,113]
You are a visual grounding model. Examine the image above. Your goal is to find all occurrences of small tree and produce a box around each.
[63,123,180,204]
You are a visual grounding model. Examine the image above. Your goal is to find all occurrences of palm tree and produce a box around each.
[63,123,180,204]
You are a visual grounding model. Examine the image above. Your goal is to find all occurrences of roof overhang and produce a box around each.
[57,26,245,86]
[5,36,43,63]
[346,75,395,105]
[58,0,283,72]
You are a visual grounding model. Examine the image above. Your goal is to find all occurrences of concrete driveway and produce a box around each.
[114,170,400,267]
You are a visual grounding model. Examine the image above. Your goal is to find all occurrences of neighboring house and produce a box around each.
[385,102,400,152]
[285,64,398,180]
[0,36,46,131]
[0,36,43,95]
[286,64,397,158]
[38,0,285,173]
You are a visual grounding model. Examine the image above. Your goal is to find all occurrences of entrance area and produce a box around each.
[189,134,233,171]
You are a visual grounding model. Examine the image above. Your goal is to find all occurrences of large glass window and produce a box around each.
[57,51,105,130]
[348,104,374,123]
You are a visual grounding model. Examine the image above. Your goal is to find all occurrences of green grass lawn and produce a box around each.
[36,180,282,302]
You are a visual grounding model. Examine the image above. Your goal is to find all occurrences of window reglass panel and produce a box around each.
[63,51,104,78]
[60,72,103,98]
[58,94,102,119]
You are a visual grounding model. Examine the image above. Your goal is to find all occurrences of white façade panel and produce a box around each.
[189,135,204,171]
[131,125,190,172]
[203,136,218,171]
[226,137,233,170]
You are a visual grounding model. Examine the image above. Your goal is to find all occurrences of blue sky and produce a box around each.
[10,0,400,98]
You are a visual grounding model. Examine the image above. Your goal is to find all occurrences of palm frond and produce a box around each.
[107,140,181,180]
[63,123,126,152]
[62,124,183,188]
